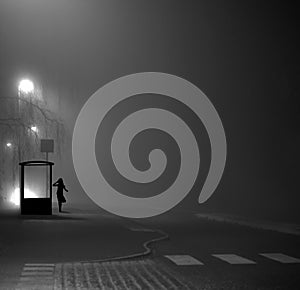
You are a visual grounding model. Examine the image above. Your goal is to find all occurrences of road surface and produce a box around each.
[0,207,299,289]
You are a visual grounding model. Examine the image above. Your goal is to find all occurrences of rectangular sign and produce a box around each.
[41,139,54,153]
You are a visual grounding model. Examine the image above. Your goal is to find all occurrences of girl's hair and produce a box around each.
[57,178,64,185]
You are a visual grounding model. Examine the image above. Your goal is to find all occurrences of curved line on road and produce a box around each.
[64,228,169,264]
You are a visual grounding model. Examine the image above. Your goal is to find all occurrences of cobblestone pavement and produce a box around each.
[16,259,196,290]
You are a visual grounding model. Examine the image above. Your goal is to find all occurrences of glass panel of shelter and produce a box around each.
[24,164,49,198]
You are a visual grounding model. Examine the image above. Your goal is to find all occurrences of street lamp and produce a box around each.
[30,126,38,133]
[8,79,38,207]
[16,79,35,163]
[18,79,34,95]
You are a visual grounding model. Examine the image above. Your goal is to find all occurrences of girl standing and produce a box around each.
[53,178,69,212]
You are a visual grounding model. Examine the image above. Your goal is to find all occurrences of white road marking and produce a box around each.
[23,266,54,271]
[165,255,204,265]
[212,254,256,264]
[260,253,300,263]
[17,263,55,289]
[21,271,54,276]
[128,227,154,232]
[20,276,53,281]
[25,263,55,267]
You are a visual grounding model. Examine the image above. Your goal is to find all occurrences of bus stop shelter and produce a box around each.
[19,160,54,215]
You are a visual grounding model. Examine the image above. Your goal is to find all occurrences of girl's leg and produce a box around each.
[59,202,62,212]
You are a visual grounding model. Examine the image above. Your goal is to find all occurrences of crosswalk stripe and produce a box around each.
[20,276,54,281]
[23,266,54,271]
[17,263,55,289]
[128,227,149,231]
[25,263,55,266]
[22,271,54,276]
[165,255,204,265]
[260,253,300,263]
[212,254,256,264]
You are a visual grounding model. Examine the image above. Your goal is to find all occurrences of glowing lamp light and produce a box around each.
[18,79,34,94]
[6,142,12,148]
[30,126,38,133]
[10,187,38,206]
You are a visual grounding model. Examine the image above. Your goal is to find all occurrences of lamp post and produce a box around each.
[30,125,38,133]
[17,79,35,163]
[18,79,50,198]
[16,79,35,204]
[18,79,34,95]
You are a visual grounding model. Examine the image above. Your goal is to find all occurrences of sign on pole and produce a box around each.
[41,139,54,153]
[41,139,54,198]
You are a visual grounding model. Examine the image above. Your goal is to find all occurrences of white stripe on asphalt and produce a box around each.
[165,255,203,265]
[20,276,54,281]
[25,263,55,267]
[128,227,154,232]
[23,266,54,271]
[17,263,55,289]
[212,254,256,264]
[21,271,54,276]
[260,253,300,263]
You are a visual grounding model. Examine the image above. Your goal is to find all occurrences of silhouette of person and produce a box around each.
[53,178,69,212]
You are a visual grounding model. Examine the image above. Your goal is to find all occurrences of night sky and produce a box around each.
[0,0,299,221]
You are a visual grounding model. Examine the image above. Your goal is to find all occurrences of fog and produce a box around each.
[0,0,299,221]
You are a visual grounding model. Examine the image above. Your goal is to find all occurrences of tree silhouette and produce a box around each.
[0,87,65,205]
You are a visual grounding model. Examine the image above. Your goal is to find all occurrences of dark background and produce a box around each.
[0,0,299,222]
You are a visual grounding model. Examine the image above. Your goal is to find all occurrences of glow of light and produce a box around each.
[18,79,34,94]
[30,126,38,133]
[6,142,12,148]
[10,187,38,206]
